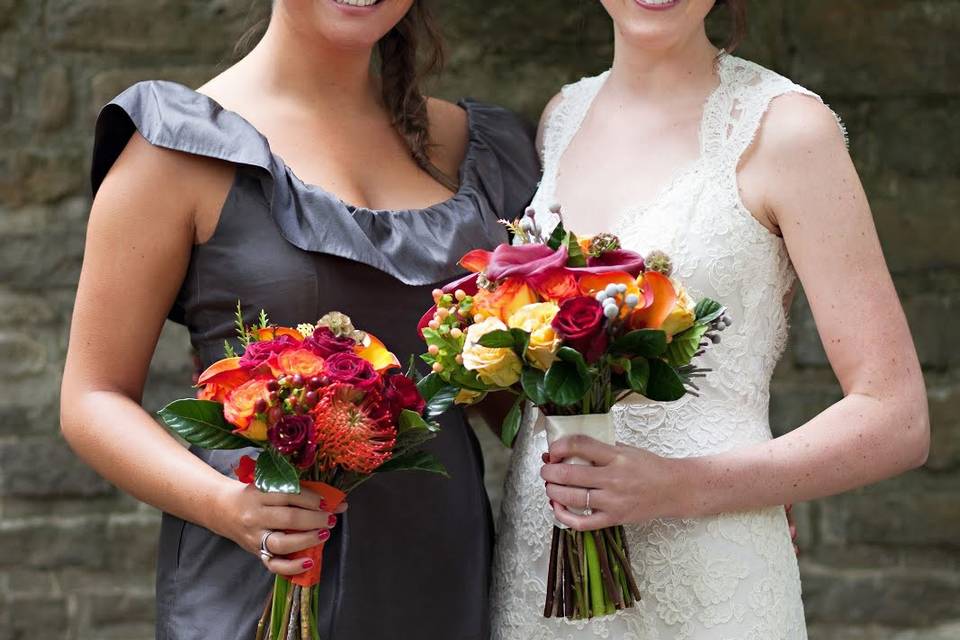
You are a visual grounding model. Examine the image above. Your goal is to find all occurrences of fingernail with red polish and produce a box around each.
[318,529,330,542]
[319,499,328,510]
[303,559,314,569]
[328,515,337,527]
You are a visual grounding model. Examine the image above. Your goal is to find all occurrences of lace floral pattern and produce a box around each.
[491,54,843,640]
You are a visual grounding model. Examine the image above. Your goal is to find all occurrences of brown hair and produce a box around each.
[236,2,454,191]
[378,2,456,191]
[711,0,748,53]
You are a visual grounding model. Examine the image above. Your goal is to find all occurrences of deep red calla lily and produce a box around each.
[483,244,570,281]
[575,250,646,277]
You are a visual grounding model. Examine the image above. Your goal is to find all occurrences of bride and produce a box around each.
[491,1,929,638]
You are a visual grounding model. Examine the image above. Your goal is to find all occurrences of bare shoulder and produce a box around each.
[426,97,470,178]
[754,92,848,161]
[97,131,234,242]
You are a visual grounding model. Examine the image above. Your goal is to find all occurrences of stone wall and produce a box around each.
[0,1,956,638]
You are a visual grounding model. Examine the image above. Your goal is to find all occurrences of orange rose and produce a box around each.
[473,279,537,323]
[532,270,580,302]
[271,348,325,378]
[223,379,272,440]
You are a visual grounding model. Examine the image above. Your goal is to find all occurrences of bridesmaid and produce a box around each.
[60,1,538,638]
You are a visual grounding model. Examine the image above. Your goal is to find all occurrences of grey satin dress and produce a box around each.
[91,81,539,640]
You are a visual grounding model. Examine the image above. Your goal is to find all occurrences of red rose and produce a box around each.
[268,414,318,470]
[304,327,356,358]
[551,296,608,363]
[383,374,426,417]
[239,335,300,368]
[323,352,380,391]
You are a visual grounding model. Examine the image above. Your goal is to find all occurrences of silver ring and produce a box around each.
[583,489,593,517]
[259,530,276,560]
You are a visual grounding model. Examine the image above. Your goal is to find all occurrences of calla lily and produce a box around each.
[255,326,304,342]
[197,357,245,385]
[459,249,492,274]
[578,271,639,297]
[572,250,646,277]
[629,271,677,330]
[484,244,570,281]
[355,334,401,371]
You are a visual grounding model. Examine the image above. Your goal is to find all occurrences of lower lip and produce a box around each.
[634,0,681,11]
[330,0,383,14]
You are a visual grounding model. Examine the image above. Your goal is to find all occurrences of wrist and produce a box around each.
[200,474,243,539]
[669,455,716,519]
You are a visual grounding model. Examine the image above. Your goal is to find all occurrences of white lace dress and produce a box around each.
[491,54,846,640]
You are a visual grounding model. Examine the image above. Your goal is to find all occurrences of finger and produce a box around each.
[262,553,316,577]
[552,501,613,532]
[548,435,619,466]
[264,529,331,556]
[261,487,325,511]
[540,462,606,489]
[265,506,338,532]
[544,483,611,513]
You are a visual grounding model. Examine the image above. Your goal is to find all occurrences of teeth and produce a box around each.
[335,0,380,6]
[638,0,676,5]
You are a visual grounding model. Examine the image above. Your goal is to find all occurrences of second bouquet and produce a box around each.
[417,207,730,620]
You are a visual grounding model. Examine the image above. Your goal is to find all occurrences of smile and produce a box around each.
[333,0,382,7]
[634,0,681,10]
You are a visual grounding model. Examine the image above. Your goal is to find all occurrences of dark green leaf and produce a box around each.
[157,399,252,450]
[611,329,668,358]
[394,410,441,455]
[521,367,548,405]
[500,393,525,448]
[547,221,567,250]
[416,372,446,402]
[510,328,531,360]
[664,324,709,367]
[449,367,498,392]
[627,357,650,395]
[565,232,588,268]
[544,347,590,406]
[254,449,301,494]
[425,385,458,420]
[377,450,449,477]
[694,299,726,324]
[477,330,515,348]
[645,359,687,402]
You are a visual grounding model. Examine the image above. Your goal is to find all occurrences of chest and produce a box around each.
[252,111,455,212]
[554,98,705,236]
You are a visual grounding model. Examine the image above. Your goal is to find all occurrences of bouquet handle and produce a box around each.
[289,480,347,588]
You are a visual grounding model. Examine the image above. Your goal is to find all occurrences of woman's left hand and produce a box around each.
[540,435,691,531]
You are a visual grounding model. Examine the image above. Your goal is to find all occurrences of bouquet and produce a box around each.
[417,206,730,620]
[159,307,447,640]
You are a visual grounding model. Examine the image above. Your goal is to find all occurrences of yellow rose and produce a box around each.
[508,303,561,371]
[661,285,696,338]
[462,317,523,387]
[454,389,487,406]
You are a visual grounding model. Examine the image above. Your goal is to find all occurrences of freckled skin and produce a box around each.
[538,2,930,530]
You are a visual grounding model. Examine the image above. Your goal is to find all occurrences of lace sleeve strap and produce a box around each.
[713,58,849,174]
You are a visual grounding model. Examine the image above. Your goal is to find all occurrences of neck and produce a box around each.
[607,25,719,100]
[241,10,381,112]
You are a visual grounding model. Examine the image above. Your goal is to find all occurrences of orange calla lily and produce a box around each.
[629,271,677,330]
[578,271,639,298]
[255,326,304,342]
[197,357,245,386]
[355,334,401,371]
[459,249,492,273]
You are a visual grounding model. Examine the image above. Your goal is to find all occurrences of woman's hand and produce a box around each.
[540,435,690,531]
[213,480,348,577]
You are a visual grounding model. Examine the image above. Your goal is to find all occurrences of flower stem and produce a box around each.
[286,586,301,640]
[583,529,606,617]
[543,526,560,617]
[255,592,272,640]
[300,585,311,640]
[277,582,295,640]
[606,527,642,602]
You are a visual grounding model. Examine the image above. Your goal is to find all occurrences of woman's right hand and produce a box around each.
[213,480,348,577]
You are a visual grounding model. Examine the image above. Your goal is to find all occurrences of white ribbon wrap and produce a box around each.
[538,411,616,528]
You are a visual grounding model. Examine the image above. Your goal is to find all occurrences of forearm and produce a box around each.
[681,391,929,518]
[61,389,236,535]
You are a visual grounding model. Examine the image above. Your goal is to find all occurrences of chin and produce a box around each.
[600,0,716,52]
[281,0,415,49]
